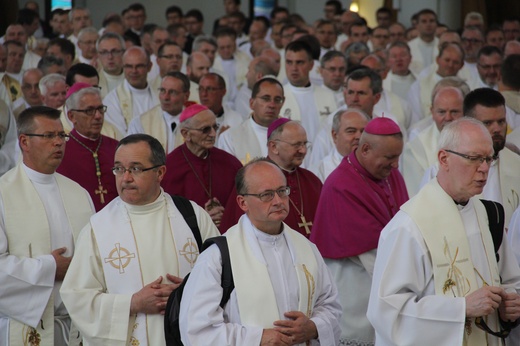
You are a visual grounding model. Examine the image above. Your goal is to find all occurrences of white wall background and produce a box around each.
[17,0,463,33]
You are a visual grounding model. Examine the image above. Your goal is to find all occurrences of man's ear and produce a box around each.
[236,195,248,213]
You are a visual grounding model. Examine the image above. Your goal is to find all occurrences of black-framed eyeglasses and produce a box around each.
[98,49,125,57]
[70,105,107,116]
[240,186,291,202]
[274,139,312,150]
[112,165,163,176]
[445,149,496,166]
[186,124,220,134]
[256,95,285,104]
[24,132,70,141]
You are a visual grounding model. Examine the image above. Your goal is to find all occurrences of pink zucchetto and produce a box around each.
[364,117,401,135]
[180,104,209,123]
[267,117,291,139]
[65,82,93,99]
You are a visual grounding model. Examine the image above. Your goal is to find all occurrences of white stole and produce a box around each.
[401,179,500,346]
[0,164,92,345]
[115,82,135,129]
[139,105,184,152]
[230,118,265,165]
[92,194,199,346]
[226,216,318,329]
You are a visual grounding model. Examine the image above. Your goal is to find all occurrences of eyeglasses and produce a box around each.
[98,49,124,57]
[274,139,312,150]
[186,124,220,134]
[24,132,70,141]
[240,186,291,202]
[112,164,163,176]
[70,105,107,116]
[198,86,224,93]
[445,149,496,165]
[158,88,185,96]
[478,63,501,71]
[159,54,183,60]
[256,95,285,104]
[461,38,483,44]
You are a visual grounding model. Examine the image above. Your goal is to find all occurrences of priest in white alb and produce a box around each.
[103,46,160,135]
[179,158,341,345]
[0,106,94,345]
[368,118,520,346]
[217,77,284,165]
[60,134,219,346]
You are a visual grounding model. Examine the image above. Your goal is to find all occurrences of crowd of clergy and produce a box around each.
[2,0,520,344]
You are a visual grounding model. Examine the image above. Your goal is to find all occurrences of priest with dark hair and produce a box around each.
[311,117,409,346]
[162,104,242,228]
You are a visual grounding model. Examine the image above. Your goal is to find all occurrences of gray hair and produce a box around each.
[96,32,125,52]
[331,108,370,132]
[320,50,347,68]
[78,26,98,41]
[464,12,484,26]
[430,77,470,104]
[65,86,101,110]
[39,73,66,96]
[193,36,217,51]
[437,117,488,152]
[344,41,369,56]
[69,7,90,21]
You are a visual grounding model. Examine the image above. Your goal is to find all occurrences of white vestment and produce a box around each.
[407,70,442,127]
[234,83,252,119]
[127,105,183,154]
[216,115,268,164]
[216,105,243,131]
[309,147,343,183]
[420,148,520,228]
[281,83,337,141]
[367,179,520,346]
[408,36,439,76]
[22,50,41,70]
[400,123,440,196]
[382,71,416,102]
[60,192,219,346]
[188,80,201,104]
[0,163,93,345]
[179,215,342,346]
[103,80,160,135]
[0,101,17,176]
[213,51,250,94]
[97,70,124,99]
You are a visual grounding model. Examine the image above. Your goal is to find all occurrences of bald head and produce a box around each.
[123,46,151,89]
[5,24,28,45]
[187,52,211,83]
[505,41,520,57]
[22,68,44,107]
[268,121,308,171]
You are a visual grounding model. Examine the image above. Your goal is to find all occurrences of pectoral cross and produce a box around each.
[95,184,108,204]
[298,215,313,235]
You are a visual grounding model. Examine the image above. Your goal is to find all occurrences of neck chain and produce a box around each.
[347,156,396,218]
[287,169,313,235]
[181,146,220,210]
[70,133,108,204]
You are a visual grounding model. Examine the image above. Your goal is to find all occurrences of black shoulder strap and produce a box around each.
[480,199,505,263]
[202,236,234,307]
[171,195,202,249]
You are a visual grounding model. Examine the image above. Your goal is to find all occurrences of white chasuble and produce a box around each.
[226,216,318,329]
[401,179,500,346]
[0,164,93,345]
[92,193,199,346]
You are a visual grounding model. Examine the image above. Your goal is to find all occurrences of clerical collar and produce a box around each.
[74,129,100,142]
[126,80,149,93]
[248,215,285,238]
[453,199,469,206]
[289,82,312,91]
[22,162,55,184]
[215,108,224,118]
[123,189,165,214]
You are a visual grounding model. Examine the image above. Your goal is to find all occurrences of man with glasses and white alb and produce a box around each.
[0,106,94,345]
[61,133,219,346]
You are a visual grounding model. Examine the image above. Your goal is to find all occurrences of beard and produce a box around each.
[493,135,506,155]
